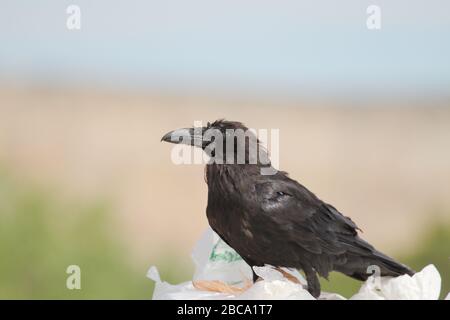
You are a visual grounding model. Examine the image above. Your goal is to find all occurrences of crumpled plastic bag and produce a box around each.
[351,264,442,300]
[148,227,447,300]
[191,227,253,285]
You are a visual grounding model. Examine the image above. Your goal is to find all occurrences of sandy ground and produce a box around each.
[1,86,449,264]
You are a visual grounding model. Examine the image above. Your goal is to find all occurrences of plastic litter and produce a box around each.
[148,227,446,300]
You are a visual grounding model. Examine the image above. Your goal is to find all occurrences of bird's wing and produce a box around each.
[255,178,370,257]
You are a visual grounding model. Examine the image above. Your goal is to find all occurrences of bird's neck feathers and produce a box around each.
[205,162,270,193]
[204,164,255,203]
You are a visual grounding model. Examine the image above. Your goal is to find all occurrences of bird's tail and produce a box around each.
[335,236,415,281]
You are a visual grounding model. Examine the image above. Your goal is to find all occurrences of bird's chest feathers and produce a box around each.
[206,171,259,247]
[207,206,257,257]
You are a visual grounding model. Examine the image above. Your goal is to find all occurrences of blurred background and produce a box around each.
[0,0,449,299]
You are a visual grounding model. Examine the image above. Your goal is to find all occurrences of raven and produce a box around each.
[162,120,414,298]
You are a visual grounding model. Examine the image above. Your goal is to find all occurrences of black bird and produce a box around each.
[162,120,414,298]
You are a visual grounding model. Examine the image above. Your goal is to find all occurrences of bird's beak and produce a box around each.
[161,127,205,148]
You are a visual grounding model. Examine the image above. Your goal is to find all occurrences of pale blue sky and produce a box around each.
[1,0,449,99]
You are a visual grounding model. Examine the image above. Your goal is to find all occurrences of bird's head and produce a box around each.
[161,119,269,165]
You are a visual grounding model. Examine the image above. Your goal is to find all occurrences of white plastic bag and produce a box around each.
[148,227,445,300]
[147,227,318,299]
[192,228,252,285]
[351,264,442,300]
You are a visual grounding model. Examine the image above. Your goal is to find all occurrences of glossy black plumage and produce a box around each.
[162,120,414,297]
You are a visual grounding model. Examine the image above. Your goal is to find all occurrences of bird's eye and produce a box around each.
[272,191,291,201]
